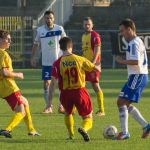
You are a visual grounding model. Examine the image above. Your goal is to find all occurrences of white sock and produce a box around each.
[119,105,128,134]
[128,105,147,128]
[44,89,49,106]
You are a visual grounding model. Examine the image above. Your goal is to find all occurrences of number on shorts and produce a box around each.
[45,72,49,78]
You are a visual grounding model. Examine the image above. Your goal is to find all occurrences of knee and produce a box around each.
[22,96,29,107]
[117,98,124,107]
[92,83,100,93]
[44,81,50,89]
[82,113,92,120]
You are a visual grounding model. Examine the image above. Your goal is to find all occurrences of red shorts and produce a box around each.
[4,91,24,111]
[85,70,100,83]
[60,88,92,116]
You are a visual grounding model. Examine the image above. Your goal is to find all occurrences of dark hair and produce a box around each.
[0,30,10,39]
[44,10,54,16]
[83,17,93,22]
[119,19,136,32]
[59,37,72,51]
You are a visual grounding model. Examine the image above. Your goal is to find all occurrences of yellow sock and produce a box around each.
[64,115,74,137]
[97,90,105,113]
[82,118,92,132]
[24,106,36,133]
[6,112,24,131]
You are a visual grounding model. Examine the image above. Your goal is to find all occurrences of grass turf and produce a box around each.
[0,69,149,150]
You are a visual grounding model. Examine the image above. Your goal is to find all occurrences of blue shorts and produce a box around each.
[119,74,148,103]
[42,66,52,80]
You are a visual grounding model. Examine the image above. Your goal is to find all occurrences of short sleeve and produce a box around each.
[129,43,139,60]
[34,28,40,44]
[94,35,101,46]
[0,53,9,69]
[60,26,66,38]
[51,62,58,79]
[82,57,95,72]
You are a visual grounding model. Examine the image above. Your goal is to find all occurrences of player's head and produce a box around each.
[119,19,136,41]
[0,30,11,49]
[59,37,73,53]
[44,10,55,28]
[83,17,93,32]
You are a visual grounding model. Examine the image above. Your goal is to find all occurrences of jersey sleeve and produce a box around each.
[34,28,40,44]
[94,35,101,46]
[0,53,9,70]
[129,43,139,60]
[60,26,66,38]
[82,57,95,72]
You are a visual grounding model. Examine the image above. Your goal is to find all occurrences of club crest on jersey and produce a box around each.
[62,61,76,67]
[48,40,54,47]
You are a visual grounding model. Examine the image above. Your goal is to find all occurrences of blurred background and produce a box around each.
[0,0,150,68]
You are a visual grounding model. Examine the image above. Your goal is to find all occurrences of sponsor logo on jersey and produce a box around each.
[62,61,76,67]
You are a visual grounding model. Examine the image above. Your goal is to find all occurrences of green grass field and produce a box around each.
[0,69,150,150]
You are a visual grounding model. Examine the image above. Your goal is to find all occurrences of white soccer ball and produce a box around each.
[103,125,118,139]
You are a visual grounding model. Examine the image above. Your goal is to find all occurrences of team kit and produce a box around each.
[0,10,149,141]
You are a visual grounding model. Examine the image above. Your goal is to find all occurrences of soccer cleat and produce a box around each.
[78,128,90,142]
[58,105,65,114]
[42,107,53,114]
[142,124,150,139]
[0,130,12,138]
[96,111,105,117]
[113,132,130,140]
[28,132,41,136]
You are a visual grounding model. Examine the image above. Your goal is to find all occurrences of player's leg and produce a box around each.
[0,92,26,138]
[114,98,131,140]
[43,79,53,113]
[42,66,53,113]
[75,88,93,142]
[60,90,75,140]
[91,82,105,116]
[128,105,150,138]
[78,113,92,142]
[127,74,150,138]
[22,96,40,136]
[64,113,74,140]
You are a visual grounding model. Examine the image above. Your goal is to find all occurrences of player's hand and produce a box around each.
[31,58,37,67]
[115,55,124,64]
[17,73,24,80]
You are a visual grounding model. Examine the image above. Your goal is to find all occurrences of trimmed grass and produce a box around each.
[0,69,149,150]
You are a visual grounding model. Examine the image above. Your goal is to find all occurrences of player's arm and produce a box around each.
[92,35,101,64]
[83,57,100,72]
[61,26,66,38]
[31,29,40,67]
[115,43,139,65]
[115,56,138,65]
[0,68,24,79]
[92,45,101,64]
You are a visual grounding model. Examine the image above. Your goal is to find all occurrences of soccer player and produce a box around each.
[31,10,66,113]
[47,37,100,142]
[114,19,150,140]
[0,30,40,138]
[82,17,105,117]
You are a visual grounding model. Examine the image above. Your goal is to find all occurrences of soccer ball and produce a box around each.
[103,125,118,139]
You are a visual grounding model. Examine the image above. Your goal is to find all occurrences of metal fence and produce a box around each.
[0,16,33,67]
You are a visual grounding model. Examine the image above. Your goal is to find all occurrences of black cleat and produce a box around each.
[0,130,12,138]
[78,128,90,142]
